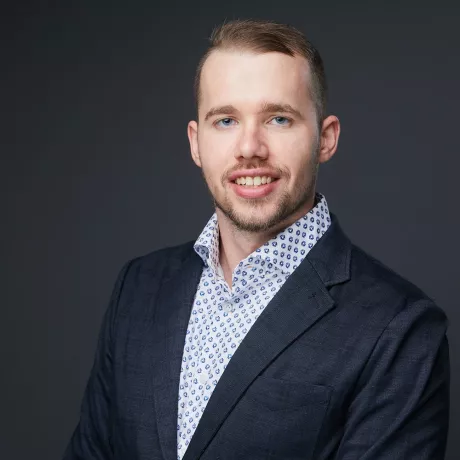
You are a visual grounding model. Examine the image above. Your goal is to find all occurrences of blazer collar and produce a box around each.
[151,212,351,460]
[306,212,351,287]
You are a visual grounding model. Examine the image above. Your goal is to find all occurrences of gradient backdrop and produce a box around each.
[3,1,460,459]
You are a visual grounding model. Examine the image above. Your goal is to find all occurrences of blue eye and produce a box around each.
[216,118,236,128]
[271,116,290,125]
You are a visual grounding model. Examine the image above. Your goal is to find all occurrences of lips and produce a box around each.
[229,177,280,199]
[227,168,280,183]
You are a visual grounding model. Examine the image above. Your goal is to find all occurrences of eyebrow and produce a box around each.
[204,102,305,121]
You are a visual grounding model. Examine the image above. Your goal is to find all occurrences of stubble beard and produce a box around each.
[215,179,316,233]
[201,154,319,234]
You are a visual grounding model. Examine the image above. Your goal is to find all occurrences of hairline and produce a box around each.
[195,48,323,127]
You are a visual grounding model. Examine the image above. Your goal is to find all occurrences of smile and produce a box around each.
[233,175,275,187]
[230,177,280,198]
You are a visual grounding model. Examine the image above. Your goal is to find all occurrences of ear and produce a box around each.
[317,115,340,164]
[187,120,201,167]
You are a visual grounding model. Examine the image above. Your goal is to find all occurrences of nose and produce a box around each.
[235,123,269,161]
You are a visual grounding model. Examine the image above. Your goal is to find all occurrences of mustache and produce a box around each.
[222,164,286,181]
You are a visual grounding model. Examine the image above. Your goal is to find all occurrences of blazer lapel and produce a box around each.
[152,250,204,460]
[182,213,351,460]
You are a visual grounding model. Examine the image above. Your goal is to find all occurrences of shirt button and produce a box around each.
[223,301,233,312]
[198,373,207,385]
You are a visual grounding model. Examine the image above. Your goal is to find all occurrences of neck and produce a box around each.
[217,195,316,282]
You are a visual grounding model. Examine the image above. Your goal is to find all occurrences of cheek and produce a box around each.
[271,135,314,173]
[199,132,236,175]
[199,154,226,187]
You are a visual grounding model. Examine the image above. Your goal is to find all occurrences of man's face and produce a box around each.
[188,50,321,234]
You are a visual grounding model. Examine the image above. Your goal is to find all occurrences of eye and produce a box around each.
[270,116,291,126]
[215,118,237,128]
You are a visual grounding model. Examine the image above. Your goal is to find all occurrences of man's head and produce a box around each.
[188,19,340,234]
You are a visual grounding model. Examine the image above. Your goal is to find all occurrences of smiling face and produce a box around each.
[188,50,332,234]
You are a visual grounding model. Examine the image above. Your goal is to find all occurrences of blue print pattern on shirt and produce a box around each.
[176,193,331,459]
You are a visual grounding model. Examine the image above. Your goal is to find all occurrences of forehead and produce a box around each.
[199,50,312,113]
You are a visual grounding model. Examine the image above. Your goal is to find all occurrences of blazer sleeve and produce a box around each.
[334,299,450,460]
[62,260,133,460]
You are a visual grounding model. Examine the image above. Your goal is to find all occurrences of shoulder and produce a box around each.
[132,240,196,270]
[318,214,438,313]
[350,243,429,300]
[347,242,447,327]
[110,240,197,301]
[124,240,196,283]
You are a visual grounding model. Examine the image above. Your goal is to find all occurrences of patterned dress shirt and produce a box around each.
[177,192,331,459]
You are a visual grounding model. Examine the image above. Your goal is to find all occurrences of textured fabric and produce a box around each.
[177,193,330,458]
[62,213,450,460]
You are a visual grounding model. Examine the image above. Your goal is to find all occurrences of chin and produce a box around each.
[225,204,284,233]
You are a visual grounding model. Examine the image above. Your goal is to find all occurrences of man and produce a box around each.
[63,19,450,460]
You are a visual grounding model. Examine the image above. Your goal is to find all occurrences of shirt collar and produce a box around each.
[194,192,331,277]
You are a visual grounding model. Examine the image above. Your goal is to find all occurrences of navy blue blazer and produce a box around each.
[63,213,450,459]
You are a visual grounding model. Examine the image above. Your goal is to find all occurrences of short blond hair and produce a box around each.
[194,19,328,126]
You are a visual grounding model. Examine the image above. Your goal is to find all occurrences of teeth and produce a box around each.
[235,176,275,186]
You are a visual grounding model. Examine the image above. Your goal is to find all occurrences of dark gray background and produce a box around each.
[3,1,459,459]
